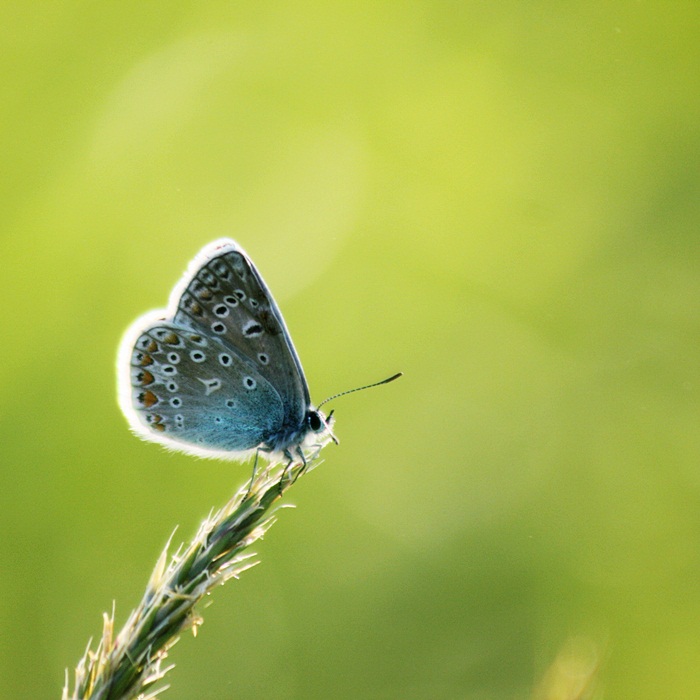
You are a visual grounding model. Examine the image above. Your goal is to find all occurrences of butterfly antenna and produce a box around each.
[317,372,403,410]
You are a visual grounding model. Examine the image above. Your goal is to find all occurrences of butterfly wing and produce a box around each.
[118,318,286,458]
[171,239,310,433]
[117,239,314,458]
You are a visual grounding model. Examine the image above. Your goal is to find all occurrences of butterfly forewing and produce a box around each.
[127,322,285,452]
[172,242,309,428]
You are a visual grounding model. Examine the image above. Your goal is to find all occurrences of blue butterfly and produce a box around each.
[118,239,399,467]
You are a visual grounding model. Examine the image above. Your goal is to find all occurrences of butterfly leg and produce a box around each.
[244,450,261,500]
[280,446,308,493]
[279,449,294,493]
[295,445,309,477]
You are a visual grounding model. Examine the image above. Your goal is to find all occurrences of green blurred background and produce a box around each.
[2,2,699,698]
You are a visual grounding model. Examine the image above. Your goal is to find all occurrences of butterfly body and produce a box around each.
[117,239,330,462]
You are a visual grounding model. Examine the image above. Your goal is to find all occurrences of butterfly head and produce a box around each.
[305,408,339,445]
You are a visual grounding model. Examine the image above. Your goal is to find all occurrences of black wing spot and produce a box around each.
[243,377,257,390]
[243,321,263,337]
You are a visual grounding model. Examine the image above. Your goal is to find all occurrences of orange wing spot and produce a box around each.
[183,296,205,317]
[138,390,159,408]
[137,370,155,385]
[145,339,159,353]
[137,353,154,367]
[198,288,213,300]
[150,414,166,431]
[163,332,179,344]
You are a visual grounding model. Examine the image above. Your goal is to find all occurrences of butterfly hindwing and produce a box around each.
[125,321,285,454]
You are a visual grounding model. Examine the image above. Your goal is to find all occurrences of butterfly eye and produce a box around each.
[307,411,323,432]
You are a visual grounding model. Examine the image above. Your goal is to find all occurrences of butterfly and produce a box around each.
[117,238,338,467]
